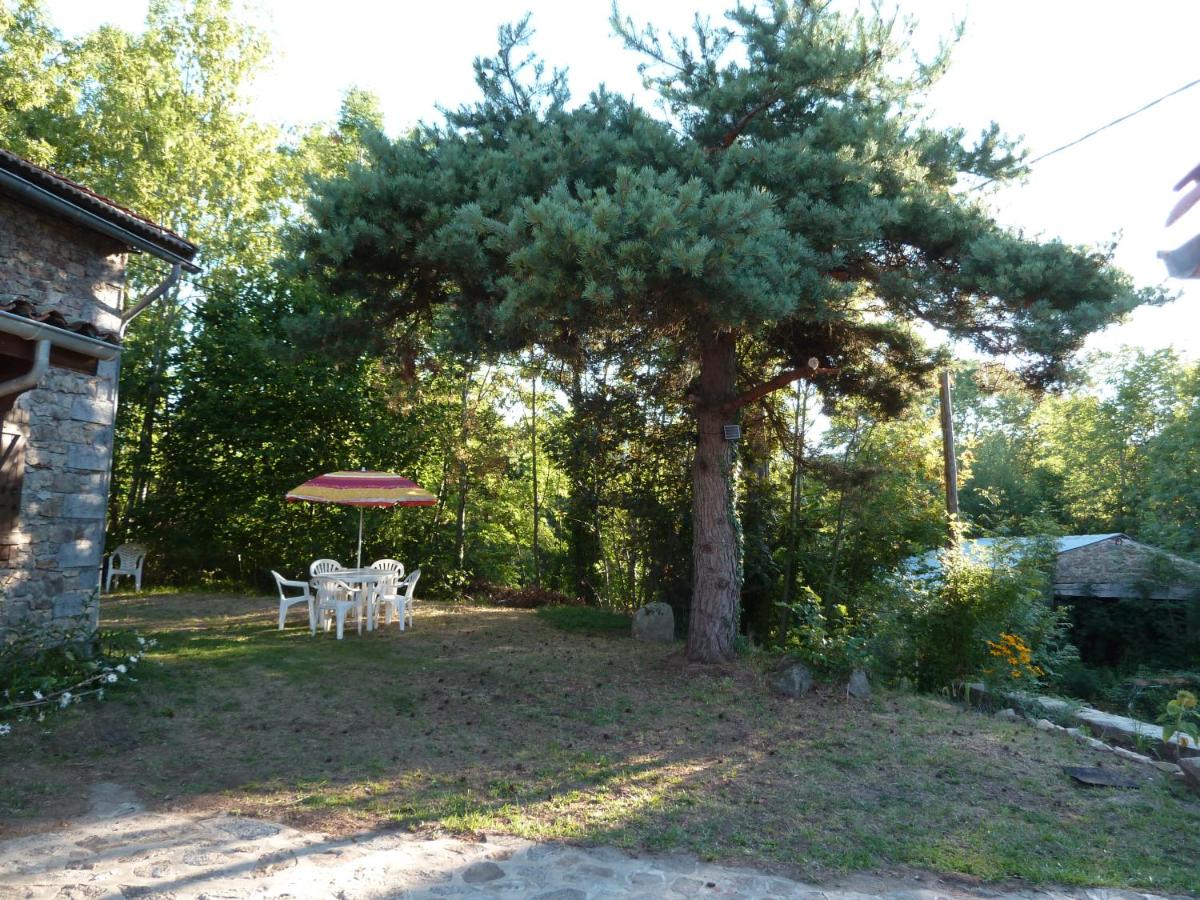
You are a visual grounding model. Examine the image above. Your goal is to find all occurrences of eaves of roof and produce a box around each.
[0,147,199,272]
[0,298,120,347]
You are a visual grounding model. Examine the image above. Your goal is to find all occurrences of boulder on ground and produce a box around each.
[632,602,674,643]
[1179,756,1200,796]
[847,668,871,698]
[770,661,814,699]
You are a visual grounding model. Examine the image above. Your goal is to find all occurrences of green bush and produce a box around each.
[868,536,1076,692]
[774,586,870,676]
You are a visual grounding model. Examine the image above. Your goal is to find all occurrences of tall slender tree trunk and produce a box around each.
[567,360,600,602]
[780,381,809,624]
[454,369,472,570]
[121,289,180,535]
[530,369,541,585]
[686,330,740,663]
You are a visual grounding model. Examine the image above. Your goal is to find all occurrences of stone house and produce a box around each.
[910,533,1200,600]
[0,147,198,640]
[909,533,1200,664]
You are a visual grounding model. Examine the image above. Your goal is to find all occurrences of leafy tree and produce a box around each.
[0,0,292,542]
[1135,364,1200,556]
[291,4,1159,661]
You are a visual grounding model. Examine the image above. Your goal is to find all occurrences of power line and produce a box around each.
[970,75,1200,192]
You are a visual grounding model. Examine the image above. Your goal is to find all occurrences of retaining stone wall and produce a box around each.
[1,193,126,639]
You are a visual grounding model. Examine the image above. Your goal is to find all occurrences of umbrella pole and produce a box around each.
[357,507,364,568]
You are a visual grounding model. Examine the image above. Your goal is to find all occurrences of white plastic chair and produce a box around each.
[104,543,147,592]
[313,577,363,640]
[271,570,315,631]
[400,568,421,629]
[369,559,405,627]
[377,568,421,630]
[309,558,345,581]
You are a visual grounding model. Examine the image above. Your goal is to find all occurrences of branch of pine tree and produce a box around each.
[711,94,779,151]
[723,365,834,413]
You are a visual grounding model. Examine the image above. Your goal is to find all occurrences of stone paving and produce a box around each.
[0,784,1188,900]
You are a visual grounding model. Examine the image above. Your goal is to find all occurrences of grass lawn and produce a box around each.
[1,592,1198,892]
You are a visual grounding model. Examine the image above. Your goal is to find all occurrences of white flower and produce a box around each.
[32,690,43,701]
[105,673,118,684]
[96,689,104,701]
[0,723,11,736]
[147,639,158,648]
[36,712,44,722]
[115,664,127,674]
[128,655,139,664]
[59,692,72,708]
[136,636,146,646]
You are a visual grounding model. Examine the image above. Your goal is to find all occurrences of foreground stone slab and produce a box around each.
[0,783,1190,899]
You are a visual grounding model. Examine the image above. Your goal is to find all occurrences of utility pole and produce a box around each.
[938,370,959,527]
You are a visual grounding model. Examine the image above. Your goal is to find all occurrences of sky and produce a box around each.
[42,0,1200,361]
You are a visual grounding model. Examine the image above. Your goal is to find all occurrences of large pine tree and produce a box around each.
[291,3,1160,662]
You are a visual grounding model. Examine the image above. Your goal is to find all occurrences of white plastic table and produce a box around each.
[313,568,388,632]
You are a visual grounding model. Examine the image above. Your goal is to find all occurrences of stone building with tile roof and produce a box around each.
[0,147,198,640]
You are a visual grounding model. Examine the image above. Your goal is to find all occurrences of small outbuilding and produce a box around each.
[911,533,1200,601]
[0,147,198,641]
[909,533,1200,665]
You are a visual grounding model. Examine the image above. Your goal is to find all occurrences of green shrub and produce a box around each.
[868,535,1076,692]
[774,586,869,676]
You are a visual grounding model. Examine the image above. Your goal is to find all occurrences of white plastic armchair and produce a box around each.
[309,558,345,580]
[369,559,404,627]
[369,558,404,579]
[377,568,421,630]
[401,568,421,629]
[271,570,315,631]
[104,543,147,592]
[313,577,362,640]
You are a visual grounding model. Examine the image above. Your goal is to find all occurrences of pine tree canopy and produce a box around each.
[291,1,1167,661]
[292,1,1161,411]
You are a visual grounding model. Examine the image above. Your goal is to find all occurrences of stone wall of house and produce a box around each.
[0,193,127,639]
[1054,537,1200,598]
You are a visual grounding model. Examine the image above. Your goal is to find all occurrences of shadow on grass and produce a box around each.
[2,593,1199,892]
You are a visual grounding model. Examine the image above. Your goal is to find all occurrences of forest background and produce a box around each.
[2,0,1198,680]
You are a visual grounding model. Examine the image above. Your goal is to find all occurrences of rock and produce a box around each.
[995,708,1018,720]
[1035,718,1058,731]
[1179,756,1200,795]
[632,602,674,643]
[1111,746,1153,765]
[1063,766,1140,789]
[770,662,814,699]
[846,668,871,698]
[462,861,506,883]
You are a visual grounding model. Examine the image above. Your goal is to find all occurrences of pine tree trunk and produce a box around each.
[686,330,740,663]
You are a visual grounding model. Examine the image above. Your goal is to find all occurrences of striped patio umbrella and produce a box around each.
[285,470,436,567]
